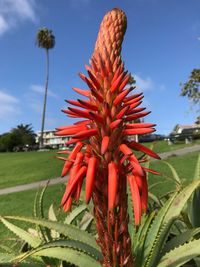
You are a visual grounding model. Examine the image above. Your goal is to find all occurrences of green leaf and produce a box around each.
[0,253,44,266]
[158,238,200,267]
[148,192,162,207]
[3,216,100,251]
[193,153,200,181]
[161,161,181,186]
[162,227,200,255]
[143,180,200,267]
[34,182,52,243]
[64,204,87,225]
[0,217,41,248]
[48,204,57,221]
[79,212,94,231]
[134,211,156,266]
[15,239,102,263]
[188,187,200,227]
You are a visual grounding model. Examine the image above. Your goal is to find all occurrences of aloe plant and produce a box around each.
[0,185,101,267]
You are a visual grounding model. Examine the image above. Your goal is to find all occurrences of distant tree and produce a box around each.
[36,27,55,149]
[195,116,200,125]
[180,69,200,107]
[11,124,36,146]
[129,75,136,85]
[0,132,21,152]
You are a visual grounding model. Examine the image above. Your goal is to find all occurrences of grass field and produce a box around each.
[0,140,199,190]
[146,139,200,153]
[148,151,200,197]
[0,150,63,189]
[0,149,199,242]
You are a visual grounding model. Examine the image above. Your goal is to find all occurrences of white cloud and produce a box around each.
[30,84,58,98]
[0,90,20,118]
[0,0,36,36]
[133,74,166,92]
[134,74,154,91]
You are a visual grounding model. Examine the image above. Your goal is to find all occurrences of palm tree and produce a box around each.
[36,28,55,149]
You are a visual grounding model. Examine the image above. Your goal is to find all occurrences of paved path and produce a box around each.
[0,144,199,196]
[159,144,200,159]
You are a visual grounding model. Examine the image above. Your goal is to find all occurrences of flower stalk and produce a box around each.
[57,8,160,267]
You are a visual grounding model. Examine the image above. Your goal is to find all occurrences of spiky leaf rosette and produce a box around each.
[56,8,160,267]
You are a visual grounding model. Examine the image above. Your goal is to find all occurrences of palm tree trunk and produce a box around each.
[40,48,49,149]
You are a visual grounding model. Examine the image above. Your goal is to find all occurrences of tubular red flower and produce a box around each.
[85,157,97,203]
[128,175,142,226]
[108,162,118,210]
[101,136,110,155]
[72,87,90,97]
[61,165,87,206]
[61,142,83,177]
[123,128,155,135]
[127,141,161,159]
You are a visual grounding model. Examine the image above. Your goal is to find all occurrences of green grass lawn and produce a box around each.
[144,139,200,154]
[0,140,199,190]
[148,151,200,197]
[0,150,199,242]
[0,183,65,239]
[0,150,63,189]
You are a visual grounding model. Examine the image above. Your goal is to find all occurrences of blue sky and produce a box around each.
[0,0,200,135]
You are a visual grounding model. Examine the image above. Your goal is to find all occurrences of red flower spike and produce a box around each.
[61,165,87,206]
[57,8,160,266]
[128,175,142,226]
[85,157,97,203]
[108,162,118,210]
[101,136,110,155]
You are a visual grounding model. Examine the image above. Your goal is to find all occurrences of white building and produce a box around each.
[175,124,200,134]
[36,130,71,148]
